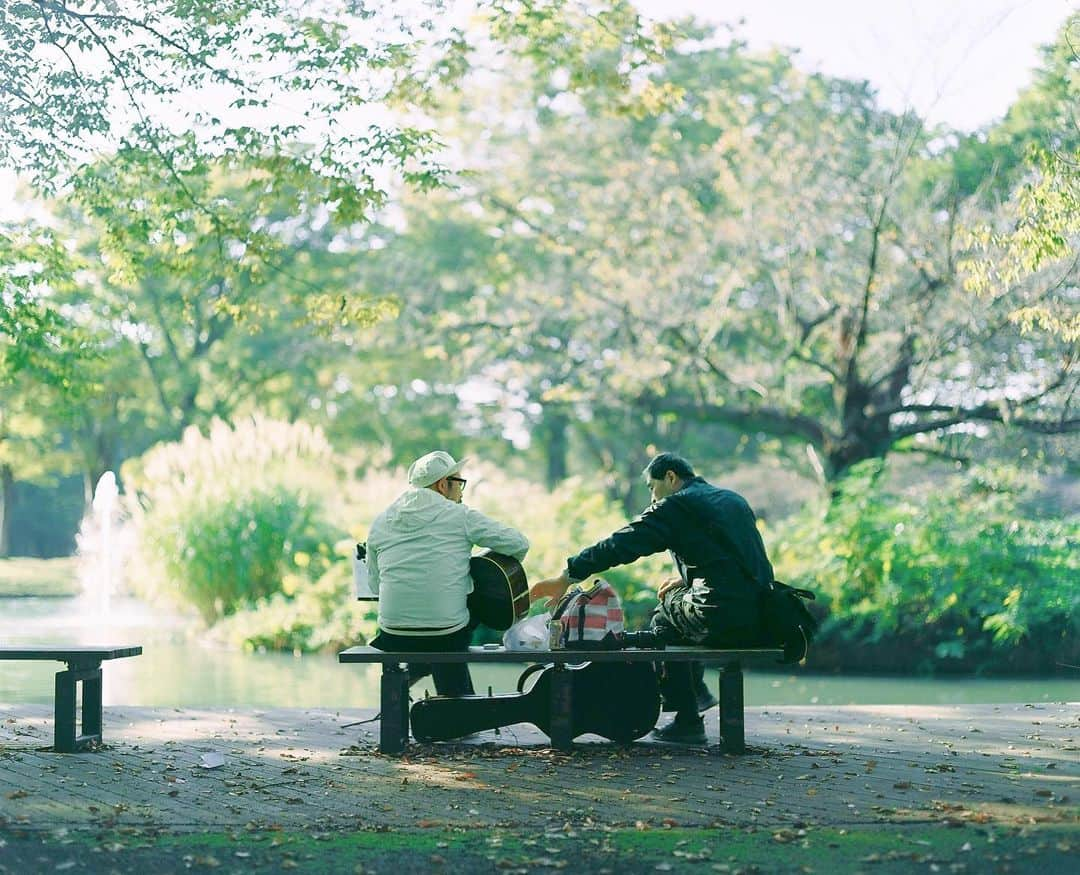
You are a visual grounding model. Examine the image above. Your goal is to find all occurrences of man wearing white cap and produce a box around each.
[366,450,530,696]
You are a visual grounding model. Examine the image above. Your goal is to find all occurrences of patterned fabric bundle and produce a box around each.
[552,579,624,648]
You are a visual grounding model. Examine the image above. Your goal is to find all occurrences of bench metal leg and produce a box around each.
[54,663,103,753]
[548,664,573,752]
[717,662,745,754]
[379,664,410,755]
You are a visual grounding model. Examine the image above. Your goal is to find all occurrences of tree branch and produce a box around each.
[796,303,839,346]
[643,397,831,447]
[891,406,1079,441]
[665,327,768,397]
[853,195,889,364]
[34,0,252,92]
[787,350,842,383]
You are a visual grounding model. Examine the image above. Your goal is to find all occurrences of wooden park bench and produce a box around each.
[0,646,142,752]
[339,644,782,755]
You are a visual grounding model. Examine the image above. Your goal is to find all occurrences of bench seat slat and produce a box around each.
[0,646,143,662]
[339,645,782,664]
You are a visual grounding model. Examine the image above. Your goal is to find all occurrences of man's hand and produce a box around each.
[656,575,683,599]
[530,572,571,607]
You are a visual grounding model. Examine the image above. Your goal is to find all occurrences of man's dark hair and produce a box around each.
[643,453,696,482]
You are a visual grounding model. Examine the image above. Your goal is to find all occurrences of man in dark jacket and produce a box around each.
[531,453,773,744]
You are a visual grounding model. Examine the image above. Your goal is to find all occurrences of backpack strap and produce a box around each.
[772,579,816,601]
[575,599,588,643]
[550,586,580,621]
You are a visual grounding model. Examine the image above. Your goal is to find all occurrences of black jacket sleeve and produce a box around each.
[566,499,676,580]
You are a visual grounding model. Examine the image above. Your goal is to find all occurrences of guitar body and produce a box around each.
[468,550,529,631]
[410,661,660,744]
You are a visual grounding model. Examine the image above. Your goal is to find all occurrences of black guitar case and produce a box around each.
[410,661,660,744]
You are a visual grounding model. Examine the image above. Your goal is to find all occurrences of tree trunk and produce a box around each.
[540,410,569,489]
[0,463,13,558]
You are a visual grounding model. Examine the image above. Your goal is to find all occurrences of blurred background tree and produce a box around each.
[0,3,1074,673]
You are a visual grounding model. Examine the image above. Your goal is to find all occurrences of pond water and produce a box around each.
[1,596,1076,709]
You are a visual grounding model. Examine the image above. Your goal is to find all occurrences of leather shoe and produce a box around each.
[649,715,707,745]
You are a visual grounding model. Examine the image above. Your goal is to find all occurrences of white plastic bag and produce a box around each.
[502,612,552,651]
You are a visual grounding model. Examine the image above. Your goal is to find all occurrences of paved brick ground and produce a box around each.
[1,702,1076,833]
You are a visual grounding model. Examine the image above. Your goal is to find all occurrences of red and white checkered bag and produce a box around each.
[552,579,624,649]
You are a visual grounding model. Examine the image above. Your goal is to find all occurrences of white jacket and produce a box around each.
[367,487,529,636]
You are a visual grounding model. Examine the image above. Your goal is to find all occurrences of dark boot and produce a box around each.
[649,711,707,745]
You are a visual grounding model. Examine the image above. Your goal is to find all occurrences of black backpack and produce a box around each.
[761,580,818,664]
[708,523,819,664]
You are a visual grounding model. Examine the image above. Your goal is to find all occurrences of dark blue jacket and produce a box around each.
[566,477,772,629]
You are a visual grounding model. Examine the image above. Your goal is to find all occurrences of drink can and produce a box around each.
[547,618,563,650]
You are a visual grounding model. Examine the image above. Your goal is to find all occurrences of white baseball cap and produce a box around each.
[407,451,467,488]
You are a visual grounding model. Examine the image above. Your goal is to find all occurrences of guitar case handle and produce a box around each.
[516,662,550,693]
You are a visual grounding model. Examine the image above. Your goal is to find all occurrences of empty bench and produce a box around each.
[339,644,782,755]
[0,646,142,752]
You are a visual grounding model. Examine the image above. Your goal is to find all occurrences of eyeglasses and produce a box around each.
[447,476,467,489]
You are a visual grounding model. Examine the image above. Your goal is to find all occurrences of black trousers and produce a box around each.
[650,588,763,716]
[371,625,475,697]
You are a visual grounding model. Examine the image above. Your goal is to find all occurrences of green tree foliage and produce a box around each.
[0,1,672,329]
[1,0,447,411]
[1,1,675,520]
[961,13,1080,342]
[0,222,95,390]
[0,222,99,552]
[963,146,1079,341]
[771,460,1079,673]
[0,0,448,194]
[352,23,1077,488]
[43,150,395,496]
[122,416,343,623]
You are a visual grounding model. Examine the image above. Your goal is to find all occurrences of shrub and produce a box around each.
[212,555,377,653]
[770,461,1079,673]
[122,416,344,624]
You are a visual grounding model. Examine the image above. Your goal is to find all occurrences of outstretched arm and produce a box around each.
[530,572,571,607]
[566,499,677,580]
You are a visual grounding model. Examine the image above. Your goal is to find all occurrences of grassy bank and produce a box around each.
[0,557,79,597]
[0,822,1075,874]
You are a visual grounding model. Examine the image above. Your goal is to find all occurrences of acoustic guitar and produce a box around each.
[468,550,529,631]
[352,546,527,630]
[410,660,661,744]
